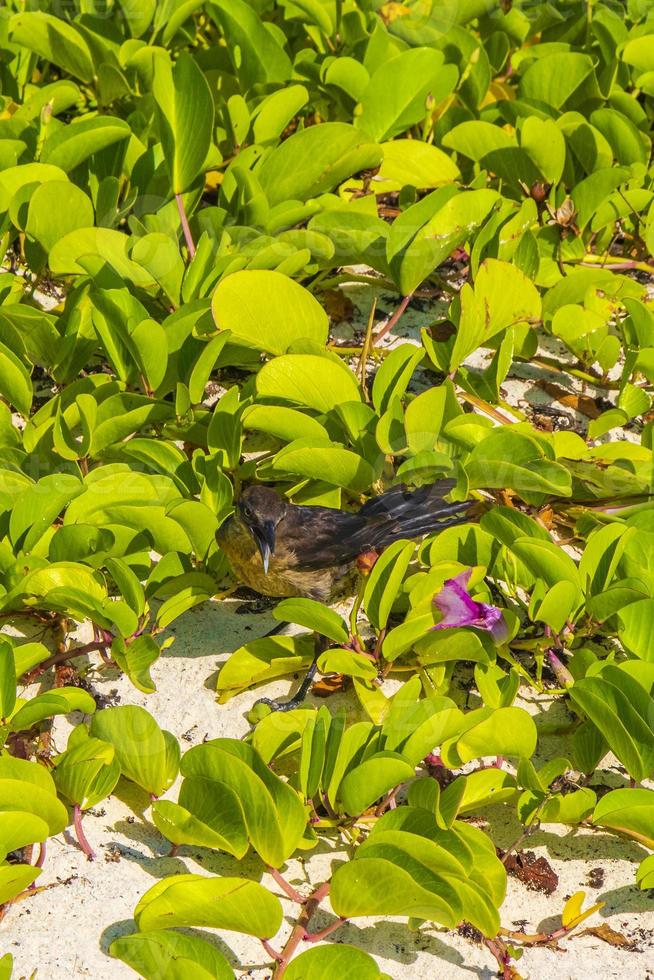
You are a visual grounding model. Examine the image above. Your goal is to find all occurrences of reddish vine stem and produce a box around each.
[272,881,331,978]
[73,804,96,861]
[34,841,47,869]
[483,936,515,979]
[267,866,306,904]
[29,639,111,676]
[303,917,347,942]
[261,938,282,962]
[176,193,196,258]
[373,292,413,345]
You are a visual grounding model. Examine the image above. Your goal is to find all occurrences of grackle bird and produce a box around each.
[216,479,473,602]
[216,479,473,711]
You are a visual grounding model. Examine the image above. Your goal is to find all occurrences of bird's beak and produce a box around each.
[253,520,276,574]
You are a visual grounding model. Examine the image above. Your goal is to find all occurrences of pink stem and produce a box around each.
[176,193,196,258]
[73,804,96,861]
[303,917,347,942]
[267,866,306,904]
[373,292,413,345]
[261,938,282,962]
[34,841,46,869]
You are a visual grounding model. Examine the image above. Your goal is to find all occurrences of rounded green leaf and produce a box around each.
[257,123,382,206]
[273,598,348,643]
[285,946,385,980]
[377,139,460,191]
[212,271,328,355]
[41,116,130,172]
[110,929,234,980]
[135,874,283,938]
[338,751,415,815]
[25,181,94,254]
[593,788,654,848]
[256,354,361,411]
[271,438,374,492]
[455,707,538,764]
[356,48,457,142]
[90,705,180,797]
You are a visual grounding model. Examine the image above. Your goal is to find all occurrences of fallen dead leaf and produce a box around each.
[503,850,559,894]
[536,381,602,419]
[573,924,637,949]
[312,674,347,698]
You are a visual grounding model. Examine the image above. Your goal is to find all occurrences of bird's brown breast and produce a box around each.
[216,514,352,600]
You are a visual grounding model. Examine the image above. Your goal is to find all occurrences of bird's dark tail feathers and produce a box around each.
[356,479,474,551]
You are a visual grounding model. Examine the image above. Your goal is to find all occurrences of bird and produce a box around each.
[216,479,473,711]
[216,478,473,602]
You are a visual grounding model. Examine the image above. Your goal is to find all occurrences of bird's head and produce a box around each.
[238,485,288,573]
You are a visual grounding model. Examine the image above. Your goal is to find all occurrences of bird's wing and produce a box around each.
[276,506,367,571]
[278,482,473,571]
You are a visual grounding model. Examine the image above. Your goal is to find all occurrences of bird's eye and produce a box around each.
[242,505,253,521]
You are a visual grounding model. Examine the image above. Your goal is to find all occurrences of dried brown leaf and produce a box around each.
[503,850,559,894]
[537,381,601,420]
[574,924,637,949]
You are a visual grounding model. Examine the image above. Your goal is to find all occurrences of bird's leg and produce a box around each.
[254,633,330,713]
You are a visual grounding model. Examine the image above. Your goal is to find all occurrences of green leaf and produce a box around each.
[210,0,292,89]
[153,52,214,195]
[372,344,424,416]
[0,341,32,418]
[569,673,654,782]
[356,48,458,142]
[110,929,234,980]
[338,751,415,815]
[466,429,572,498]
[284,946,386,980]
[9,688,96,733]
[593,788,654,848]
[376,139,460,192]
[618,599,654,661]
[363,540,415,630]
[0,811,49,862]
[131,234,184,308]
[242,404,327,443]
[212,271,328,355]
[449,707,538,765]
[151,797,247,856]
[9,12,94,82]
[0,641,16,722]
[256,354,361,411]
[519,52,595,109]
[271,438,374,491]
[388,189,499,295]
[217,634,315,702]
[0,865,41,906]
[135,874,283,938]
[53,734,120,810]
[636,854,654,890]
[181,740,306,866]
[273,598,348,644]
[41,117,130,172]
[257,123,382,206]
[449,259,541,372]
[26,182,94,255]
[91,706,180,797]
[511,537,581,589]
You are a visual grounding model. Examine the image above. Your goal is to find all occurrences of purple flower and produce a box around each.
[433,569,507,643]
